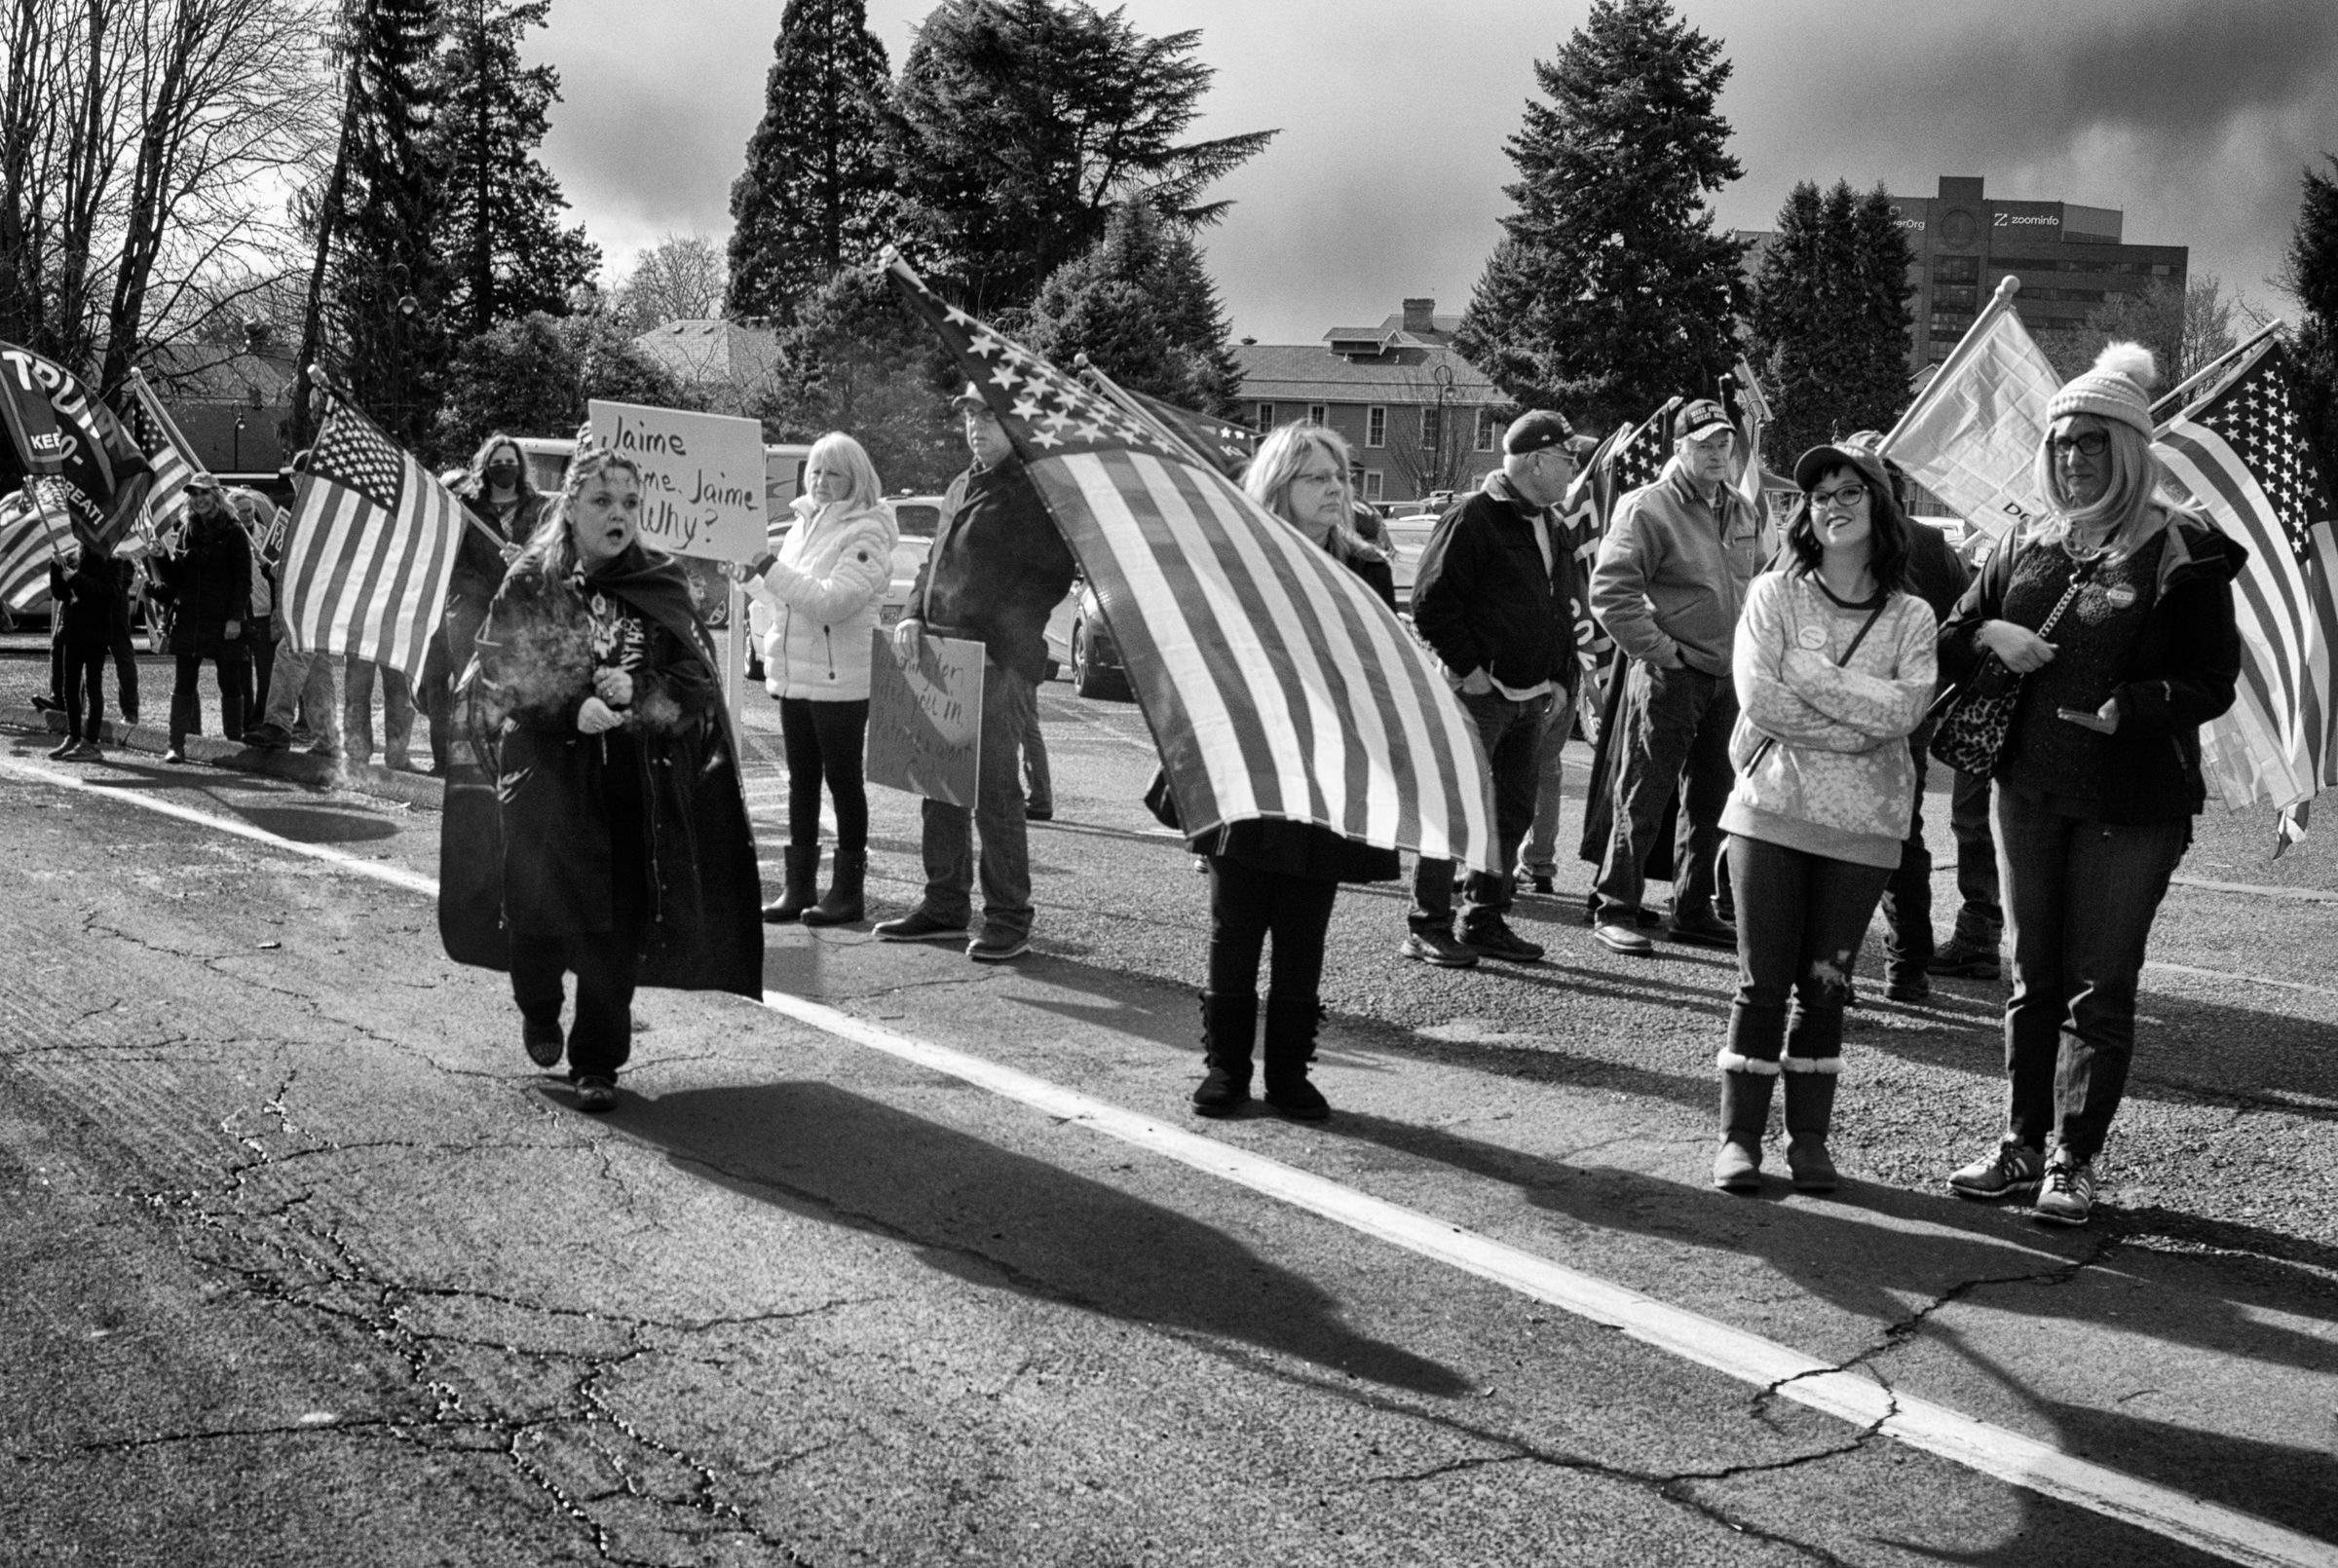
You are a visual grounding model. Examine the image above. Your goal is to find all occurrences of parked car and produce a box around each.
[1042,579,1123,697]
[1383,515,1438,615]
[876,493,947,626]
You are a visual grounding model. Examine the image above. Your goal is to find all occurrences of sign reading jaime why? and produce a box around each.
[586,399,764,561]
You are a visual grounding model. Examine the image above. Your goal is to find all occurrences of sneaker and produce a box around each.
[30,694,59,713]
[2034,1153,2097,1226]
[47,736,79,760]
[574,1075,618,1113]
[1594,921,1655,956]
[1460,917,1544,963]
[1667,913,1738,950]
[68,740,101,762]
[522,1016,564,1068]
[1947,1141,2044,1201]
[242,720,293,749]
[1928,938,2002,979]
[1517,870,1557,895]
[1400,928,1480,969]
[967,928,1031,962]
[1024,803,1054,821]
[875,908,970,944]
[162,745,188,765]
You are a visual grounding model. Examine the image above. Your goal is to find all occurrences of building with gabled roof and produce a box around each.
[630,317,783,412]
[1231,298,1514,504]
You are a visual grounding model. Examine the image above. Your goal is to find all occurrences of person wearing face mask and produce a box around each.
[1587,398,1772,957]
[1939,343,2244,1226]
[148,474,253,763]
[422,433,547,772]
[1712,444,1937,1193]
[1401,411,1586,970]
[743,430,898,926]
[438,450,764,1113]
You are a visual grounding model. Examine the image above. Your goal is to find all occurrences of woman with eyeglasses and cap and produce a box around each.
[1713,441,1937,1194]
[1939,343,2244,1226]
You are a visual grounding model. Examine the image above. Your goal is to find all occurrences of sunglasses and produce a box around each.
[2051,430,2111,458]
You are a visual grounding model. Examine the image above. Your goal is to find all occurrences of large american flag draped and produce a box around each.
[887,254,1498,869]
[280,396,464,678]
[2155,342,2338,842]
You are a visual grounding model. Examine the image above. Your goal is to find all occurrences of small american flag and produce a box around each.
[279,396,464,678]
[0,481,70,611]
[888,253,1499,869]
[2155,340,2338,846]
[118,368,206,531]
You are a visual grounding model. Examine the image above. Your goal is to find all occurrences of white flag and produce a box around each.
[1882,278,2062,542]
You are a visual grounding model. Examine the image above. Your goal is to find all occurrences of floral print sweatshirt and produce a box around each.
[1722,570,1939,869]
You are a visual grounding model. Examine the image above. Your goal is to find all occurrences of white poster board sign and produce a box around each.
[866,630,985,807]
[586,399,765,562]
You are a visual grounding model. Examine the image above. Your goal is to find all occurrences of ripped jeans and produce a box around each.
[1725,834,1894,1065]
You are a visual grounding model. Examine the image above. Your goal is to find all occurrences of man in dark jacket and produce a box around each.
[875,387,1077,962]
[1402,410,1584,967]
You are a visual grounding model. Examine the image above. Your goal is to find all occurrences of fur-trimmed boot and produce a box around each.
[801,847,866,926]
[762,845,818,923]
[1190,991,1258,1117]
[1262,991,1330,1122]
[1783,1056,1842,1192]
[1713,1051,1780,1192]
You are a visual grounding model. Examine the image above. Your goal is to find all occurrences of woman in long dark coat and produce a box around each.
[437,449,763,1111]
[149,475,252,762]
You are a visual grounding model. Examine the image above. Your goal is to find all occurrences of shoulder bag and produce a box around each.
[1928,554,2087,777]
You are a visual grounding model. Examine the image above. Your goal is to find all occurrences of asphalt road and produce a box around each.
[4,656,2336,1567]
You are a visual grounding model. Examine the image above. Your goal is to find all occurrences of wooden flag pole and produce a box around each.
[2150,318,2284,423]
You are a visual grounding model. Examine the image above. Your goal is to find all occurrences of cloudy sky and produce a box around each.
[539,0,2338,344]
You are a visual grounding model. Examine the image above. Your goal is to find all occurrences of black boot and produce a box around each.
[1190,991,1257,1117]
[1712,1059,1778,1192]
[1783,1062,1840,1192]
[1262,991,1329,1121]
[801,847,866,926]
[762,845,818,923]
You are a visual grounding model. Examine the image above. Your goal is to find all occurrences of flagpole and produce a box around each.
[1072,355,1224,474]
[1882,277,2025,454]
[2151,318,2284,423]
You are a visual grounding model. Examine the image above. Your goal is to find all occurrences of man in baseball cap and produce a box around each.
[1399,408,1587,969]
[1583,393,1768,956]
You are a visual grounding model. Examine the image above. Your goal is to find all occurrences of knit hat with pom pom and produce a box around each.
[2049,341,2159,437]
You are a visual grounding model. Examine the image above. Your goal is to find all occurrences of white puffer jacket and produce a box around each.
[747,495,899,701]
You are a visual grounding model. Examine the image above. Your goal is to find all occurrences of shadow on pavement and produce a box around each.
[617,1078,1473,1400]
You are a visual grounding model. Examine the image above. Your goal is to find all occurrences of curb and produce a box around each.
[3,703,447,811]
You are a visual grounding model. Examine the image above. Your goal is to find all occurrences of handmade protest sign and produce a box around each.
[867,629,984,807]
[585,400,764,561]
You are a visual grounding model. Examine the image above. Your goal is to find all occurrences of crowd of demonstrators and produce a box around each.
[148,473,253,763]
[1400,411,1586,970]
[874,385,1076,963]
[1179,424,1404,1121]
[437,449,764,1112]
[744,430,899,927]
[1584,399,1771,958]
[1713,442,1937,1193]
[1941,345,2244,1227]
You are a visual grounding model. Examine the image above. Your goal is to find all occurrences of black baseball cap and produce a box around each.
[1503,410,1576,456]
[1673,398,1733,442]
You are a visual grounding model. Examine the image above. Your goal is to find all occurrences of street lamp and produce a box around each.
[1431,362,1454,499]
[232,410,245,471]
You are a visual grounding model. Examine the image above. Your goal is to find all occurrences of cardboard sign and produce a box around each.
[866,630,984,807]
[586,399,765,561]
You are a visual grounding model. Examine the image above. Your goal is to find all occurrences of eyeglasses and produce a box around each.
[1809,484,1867,510]
[2051,430,2110,458]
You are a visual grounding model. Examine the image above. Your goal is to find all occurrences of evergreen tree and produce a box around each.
[727,0,897,321]
[327,0,451,448]
[434,311,685,462]
[1748,180,1914,460]
[754,268,962,490]
[427,0,601,340]
[1015,200,1240,413]
[885,0,1274,317]
[1452,0,1746,430]
[2281,154,2338,480]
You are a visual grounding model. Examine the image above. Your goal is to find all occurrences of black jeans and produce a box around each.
[1994,788,2187,1161]
[1594,660,1737,924]
[1948,765,2003,945]
[779,696,870,853]
[1726,835,1893,1065]
[1208,857,1339,1001]
[170,650,248,742]
[508,929,641,1079]
[60,640,105,740]
[1412,688,1547,932]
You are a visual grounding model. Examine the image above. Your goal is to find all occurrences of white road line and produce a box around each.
[9,750,2332,1568]
[2169,874,2338,905]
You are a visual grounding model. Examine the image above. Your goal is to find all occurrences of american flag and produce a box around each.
[1563,399,1678,681]
[118,368,206,532]
[2155,340,2338,845]
[1112,382,1258,480]
[279,396,464,678]
[0,481,70,611]
[887,253,1499,869]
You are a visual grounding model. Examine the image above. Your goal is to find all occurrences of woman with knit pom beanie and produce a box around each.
[1938,342,2245,1225]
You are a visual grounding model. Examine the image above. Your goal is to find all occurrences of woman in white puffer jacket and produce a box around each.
[746,431,900,926]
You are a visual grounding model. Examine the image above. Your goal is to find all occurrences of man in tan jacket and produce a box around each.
[1587,398,1769,956]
